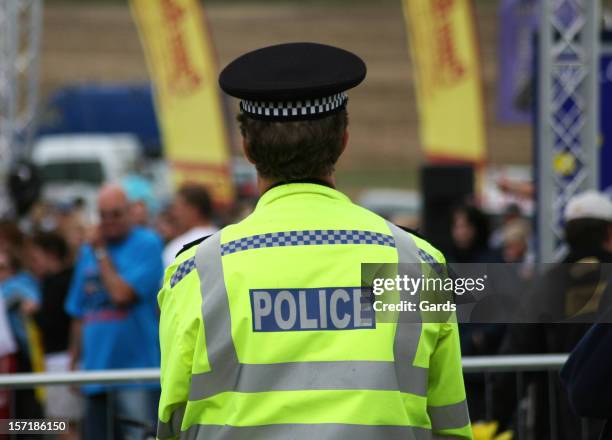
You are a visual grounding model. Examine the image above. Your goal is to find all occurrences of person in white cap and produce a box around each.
[494,191,612,439]
[563,190,612,261]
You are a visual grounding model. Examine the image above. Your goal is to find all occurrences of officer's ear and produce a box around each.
[341,130,349,155]
[242,138,255,165]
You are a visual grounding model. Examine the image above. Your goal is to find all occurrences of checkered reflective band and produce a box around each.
[417,248,445,277]
[240,92,348,120]
[221,229,395,256]
[170,257,196,288]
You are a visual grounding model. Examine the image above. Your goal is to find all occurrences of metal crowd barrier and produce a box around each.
[0,355,582,440]
[0,354,569,388]
[0,367,160,389]
[0,354,567,388]
[462,354,568,373]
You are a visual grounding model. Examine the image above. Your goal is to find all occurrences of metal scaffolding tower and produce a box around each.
[537,0,601,262]
[0,0,42,216]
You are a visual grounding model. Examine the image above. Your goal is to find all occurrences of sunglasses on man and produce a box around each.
[99,208,127,220]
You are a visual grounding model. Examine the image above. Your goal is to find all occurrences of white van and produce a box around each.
[31,134,141,220]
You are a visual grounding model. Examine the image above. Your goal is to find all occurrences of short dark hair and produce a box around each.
[0,220,24,249]
[238,109,348,181]
[32,232,70,262]
[565,218,611,253]
[0,248,22,272]
[177,183,213,219]
[452,204,491,250]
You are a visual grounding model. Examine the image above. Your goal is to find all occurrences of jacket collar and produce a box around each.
[255,179,350,211]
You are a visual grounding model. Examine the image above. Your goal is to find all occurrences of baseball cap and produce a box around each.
[563,190,612,222]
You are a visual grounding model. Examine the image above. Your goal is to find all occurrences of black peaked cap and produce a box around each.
[219,42,367,102]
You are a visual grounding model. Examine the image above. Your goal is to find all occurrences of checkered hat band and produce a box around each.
[221,229,395,256]
[240,93,348,119]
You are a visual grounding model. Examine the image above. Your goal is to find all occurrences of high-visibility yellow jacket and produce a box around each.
[157,182,473,440]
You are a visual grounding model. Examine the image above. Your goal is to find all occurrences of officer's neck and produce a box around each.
[258,175,336,194]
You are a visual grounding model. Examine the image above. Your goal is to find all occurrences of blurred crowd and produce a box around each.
[0,178,255,439]
[0,175,611,440]
[443,190,612,440]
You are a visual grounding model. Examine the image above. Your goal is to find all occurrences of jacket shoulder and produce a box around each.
[175,234,213,258]
[393,224,446,264]
[394,225,426,240]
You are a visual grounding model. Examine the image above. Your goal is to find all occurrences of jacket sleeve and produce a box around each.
[157,250,203,440]
[427,323,473,439]
[560,323,612,418]
[410,235,473,439]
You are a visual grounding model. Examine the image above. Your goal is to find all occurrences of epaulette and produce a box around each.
[175,235,213,258]
[394,224,426,240]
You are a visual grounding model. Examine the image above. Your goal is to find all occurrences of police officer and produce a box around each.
[157,42,472,440]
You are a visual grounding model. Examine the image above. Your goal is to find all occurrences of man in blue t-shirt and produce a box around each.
[65,184,163,440]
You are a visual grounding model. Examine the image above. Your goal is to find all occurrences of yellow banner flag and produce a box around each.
[402,0,487,164]
[130,0,234,206]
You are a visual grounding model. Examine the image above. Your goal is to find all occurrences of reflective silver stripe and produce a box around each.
[157,404,186,439]
[386,222,429,397]
[195,231,240,372]
[427,400,471,431]
[182,423,433,440]
[191,227,429,401]
[190,360,410,400]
